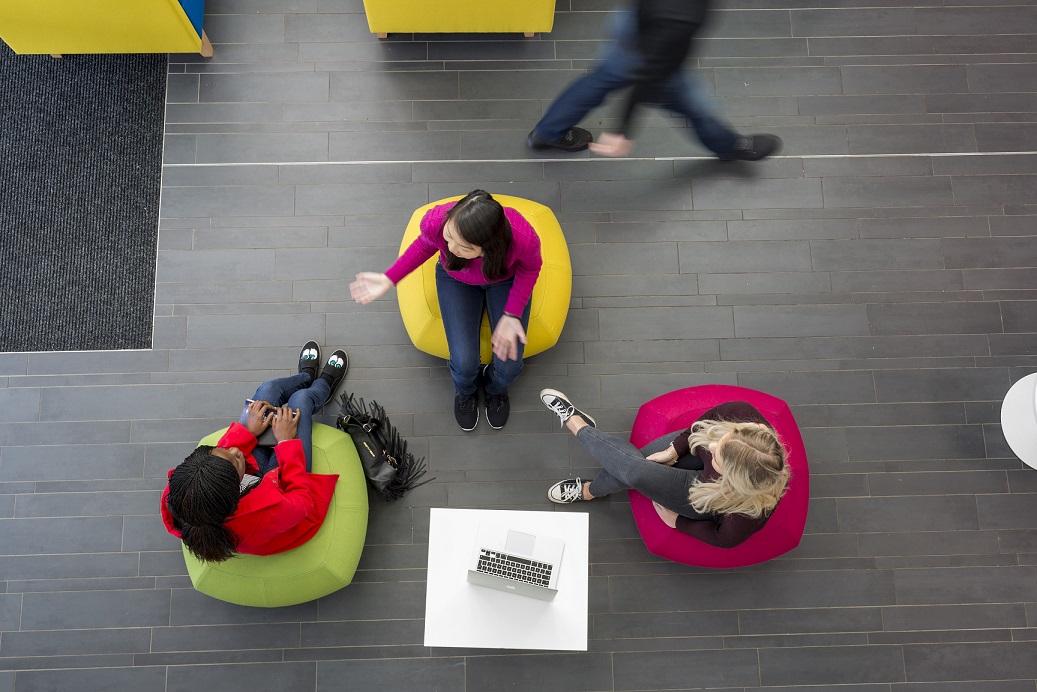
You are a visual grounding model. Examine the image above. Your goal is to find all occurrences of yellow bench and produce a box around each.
[361,0,555,38]
[396,195,571,364]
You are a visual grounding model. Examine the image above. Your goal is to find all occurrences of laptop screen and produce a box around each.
[505,530,536,556]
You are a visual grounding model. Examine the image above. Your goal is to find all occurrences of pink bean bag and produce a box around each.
[628,384,810,568]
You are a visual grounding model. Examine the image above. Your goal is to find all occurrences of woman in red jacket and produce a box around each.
[161,341,348,562]
[539,388,789,548]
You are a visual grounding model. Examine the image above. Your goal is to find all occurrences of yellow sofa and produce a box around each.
[0,0,210,55]
[396,195,571,364]
[361,0,555,38]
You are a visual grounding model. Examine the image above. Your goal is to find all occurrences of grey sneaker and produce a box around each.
[548,478,588,504]
[540,388,597,428]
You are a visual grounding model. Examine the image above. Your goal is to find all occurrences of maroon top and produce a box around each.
[669,401,777,547]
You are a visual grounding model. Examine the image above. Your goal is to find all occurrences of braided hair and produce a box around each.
[166,445,242,563]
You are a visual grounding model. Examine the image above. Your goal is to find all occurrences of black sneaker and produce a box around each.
[298,340,321,384]
[454,393,479,431]
[317,349,348,406]
[527,127,593,152]
[540,388,597,428]
[548,478,588,504]
[719,134,783,162]
[485,390,510,430]
[478,364,511,430]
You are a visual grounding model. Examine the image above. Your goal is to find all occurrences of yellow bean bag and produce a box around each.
[396,195,571,364]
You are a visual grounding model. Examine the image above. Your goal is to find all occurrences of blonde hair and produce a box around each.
[686,419,789,518]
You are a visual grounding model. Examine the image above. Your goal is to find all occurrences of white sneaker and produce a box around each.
[540,388,597,429]
[547,478,588,504]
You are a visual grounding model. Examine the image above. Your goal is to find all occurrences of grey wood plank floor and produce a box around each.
[3,0,1037,689]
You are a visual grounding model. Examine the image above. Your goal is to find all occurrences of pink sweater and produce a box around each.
[384,202,543,317]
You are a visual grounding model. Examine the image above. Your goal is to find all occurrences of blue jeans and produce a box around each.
[578,427,712,520]
[435,262,532,397]
[238,372,330,474]
[533,8,740,156]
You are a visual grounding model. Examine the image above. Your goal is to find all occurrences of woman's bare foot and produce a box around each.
[565,415,590,435]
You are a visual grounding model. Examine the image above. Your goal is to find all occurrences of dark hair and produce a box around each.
[166,445,241,563]
[442,189,512,281]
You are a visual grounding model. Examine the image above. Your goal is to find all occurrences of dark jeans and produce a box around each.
[532,8,740,156]
[435,262,532,397]
[238,372,329,474]
[578,427,712,520]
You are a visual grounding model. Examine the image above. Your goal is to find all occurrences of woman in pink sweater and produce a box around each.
[350,190,543,431]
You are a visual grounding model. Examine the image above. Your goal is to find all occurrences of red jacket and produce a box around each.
[161,423,339,556]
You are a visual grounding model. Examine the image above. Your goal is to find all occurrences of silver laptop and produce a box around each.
[467,523,565,601]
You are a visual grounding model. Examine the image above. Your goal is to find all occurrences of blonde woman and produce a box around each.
[540,390,789,548]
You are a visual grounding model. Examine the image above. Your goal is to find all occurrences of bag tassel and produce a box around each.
[337,392,434,501]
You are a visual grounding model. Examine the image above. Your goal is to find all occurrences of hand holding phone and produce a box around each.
[243,399,274,437]
[271,405,300,442]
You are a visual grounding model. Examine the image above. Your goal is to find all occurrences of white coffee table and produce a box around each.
[423,507,589,651]
[1002,372,1037,470]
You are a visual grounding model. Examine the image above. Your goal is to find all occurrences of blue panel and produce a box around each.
[177,0,204,36]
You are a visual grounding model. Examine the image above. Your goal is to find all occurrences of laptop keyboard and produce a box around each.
[476,549,553,587]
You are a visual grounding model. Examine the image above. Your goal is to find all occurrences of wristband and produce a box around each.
[503,311,520,320]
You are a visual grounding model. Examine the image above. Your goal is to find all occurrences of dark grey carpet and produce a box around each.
[0,43,165,352]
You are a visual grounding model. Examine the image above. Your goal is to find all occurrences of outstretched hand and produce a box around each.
[491,315,527,361]
[271,405,300,442]
[589,132,635,158]
[350,272,393,304]
[243,400,274,437]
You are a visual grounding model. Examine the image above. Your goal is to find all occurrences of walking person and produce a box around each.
[527,0,782,161]
[350,190,542,432]
[539,389,789,548]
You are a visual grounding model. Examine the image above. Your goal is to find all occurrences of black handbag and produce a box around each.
[336,393,432,501]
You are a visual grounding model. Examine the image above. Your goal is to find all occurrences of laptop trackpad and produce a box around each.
[505,530,536,556]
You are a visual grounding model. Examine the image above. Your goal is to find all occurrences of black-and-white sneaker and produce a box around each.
[317,349,348,406]
[548,478,588,504]
[298,340,321,383]
[479,364,510,430]
[540,388,597,429]
[455,393,479,432]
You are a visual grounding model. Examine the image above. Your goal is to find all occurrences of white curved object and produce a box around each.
[1000,373,1037,470]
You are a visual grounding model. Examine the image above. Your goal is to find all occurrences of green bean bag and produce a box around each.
[181,423,369,607]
